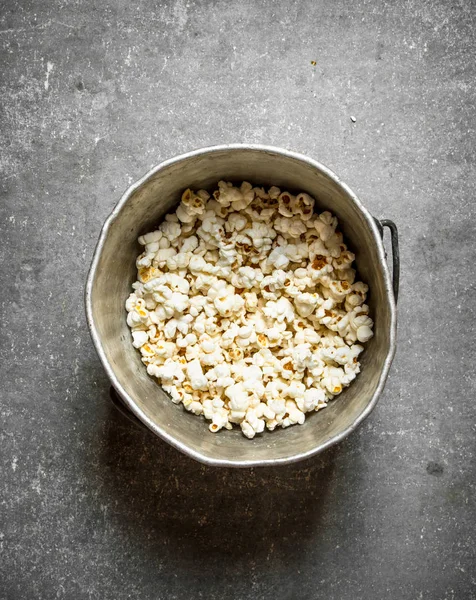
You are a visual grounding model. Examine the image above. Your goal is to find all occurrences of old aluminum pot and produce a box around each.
[86,145,399,467]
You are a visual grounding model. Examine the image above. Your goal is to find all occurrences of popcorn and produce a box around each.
[139,230,162,245]
[126,305,150,328]
[155,247,177,266]
[126,182,374,438]
[186,359,208,391]
[321,366,345,396]
[263,297,295,323]
[177,189,208,223]
[231,266,264,290]
[242,409,265,438]
[267,245,290,270]
[161,384,184,404]
[159,220,181,242]
[243,222,276,250]
[244,291,258,311]
[176,333,198,348]
[283,400,305,426]
[294,193,315,220]
[314,211,337,242]
[274,216,307,239]
[125,293,141,312]
[225,212,248,232]
[287,381,306,399]
[277,192,295,217]
[327,280,352,302]
[296,387,327,412]
[294,292,320,318]
[356,325,374,343]
[285,242,309,262]
[225,383,251,411]
[131,330,148,348]
[209,409,229,432]
[151,360,185,385]
[154,340,176,359]
[168,291,190,313]
[214,181,255,211]
[164,314,193,338]
[291,344,313,371]
[167,252,190,271]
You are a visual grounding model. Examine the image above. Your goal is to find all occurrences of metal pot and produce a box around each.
[86,145,399,467]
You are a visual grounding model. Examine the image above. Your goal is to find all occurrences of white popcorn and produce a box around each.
[274,216,307,238]
[356,325,373,342]
[164,314,193,338]
[213,294,233,317]
[267,245,290,270]
[225,212,248,232]
[264,327,282,346]
[244,291,258,311]
[327,280,352,302]
[155,247,177,266]
[186,359,208,391]
[244,222,277,249]
[151,360,185,385]
[127,182,374,438]
[209,409,229,433]
[199,334,217,354]
[283,400,306,426]
[126,305,149,328]
[131,330,148,348]
[180,188,208,218]
[159,220,181,242]
[291,344,313,371]
[161,383,180,401]
[296,387,327,412]
[314,211,336,240]
[139,230,162,245]
[321,366,346,396]
[260,269,287,295]
[284,242,309,262]
[166,252,190,271]
[169,291,190,313]
[287,381,306,399]
[225,383,251,412]
[244,408,265,435]
[185,344,201,361]
[231,266,264,290]
[294,292,319,318]
[294,193,315,220]
[277,191,295,217]
[125,293,141,312]
[246,201,276,223]
[176,333,198,348]
[214,181,254,211]
[263,297,295,323]
[154,340,176,359]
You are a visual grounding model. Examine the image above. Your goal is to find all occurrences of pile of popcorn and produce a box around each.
[125,182,374,439]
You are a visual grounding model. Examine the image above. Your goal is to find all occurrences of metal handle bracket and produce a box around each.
[375,218,400,302]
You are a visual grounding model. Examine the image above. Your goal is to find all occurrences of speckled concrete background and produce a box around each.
[1,0,475,598]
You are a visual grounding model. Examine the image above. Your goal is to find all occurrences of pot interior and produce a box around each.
[89,147,394,465]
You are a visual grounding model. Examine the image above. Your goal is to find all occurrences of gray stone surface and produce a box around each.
[1,0,475,598]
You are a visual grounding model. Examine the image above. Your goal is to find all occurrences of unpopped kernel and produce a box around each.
[126,182,374,438]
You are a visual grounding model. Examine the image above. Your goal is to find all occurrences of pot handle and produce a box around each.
[374,218,400,302]
[109,386,149,431]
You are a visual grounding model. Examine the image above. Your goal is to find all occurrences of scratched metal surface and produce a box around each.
[1,0,475,598]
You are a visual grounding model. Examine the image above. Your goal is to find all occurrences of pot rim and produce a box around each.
[85,144,397,467]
